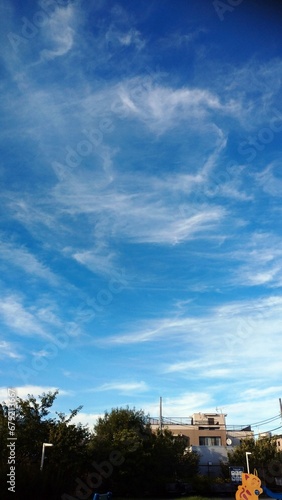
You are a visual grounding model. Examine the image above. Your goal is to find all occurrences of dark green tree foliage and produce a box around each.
[89,407,199,497]
[15,391,57,464]
[89,407,153,496]
[1,396,200,499]
[0,390,90,500]
[227,437,282,486]
[92,406,151,455]
[149,429,199,494]
[49,406,90,471]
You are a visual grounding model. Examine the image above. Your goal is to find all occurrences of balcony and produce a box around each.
[226,425,251,431]
[148,416,193,426]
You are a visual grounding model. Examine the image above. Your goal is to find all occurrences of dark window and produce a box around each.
[199,436,222,446]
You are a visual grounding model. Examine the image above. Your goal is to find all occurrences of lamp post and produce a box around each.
[245,452,252,474]
[40,443,53,471]
[208,461,212,477]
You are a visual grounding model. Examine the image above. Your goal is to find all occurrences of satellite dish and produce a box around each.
[226,438,232,445]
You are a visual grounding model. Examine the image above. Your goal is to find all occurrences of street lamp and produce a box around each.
[40,443,53,471]
[245,452,252,474]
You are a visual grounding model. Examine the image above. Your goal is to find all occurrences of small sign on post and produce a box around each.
[230,466,244,483]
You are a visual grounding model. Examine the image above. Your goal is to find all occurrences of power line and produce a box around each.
[248,413,282,427]
[252,425,282,437]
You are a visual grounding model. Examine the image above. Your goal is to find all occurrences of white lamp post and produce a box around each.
[40,443,53,471]
[245,451,252,474]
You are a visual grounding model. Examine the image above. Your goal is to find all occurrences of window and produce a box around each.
[199,436,222,446]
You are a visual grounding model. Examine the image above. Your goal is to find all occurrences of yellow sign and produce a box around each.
[235,473,263,500]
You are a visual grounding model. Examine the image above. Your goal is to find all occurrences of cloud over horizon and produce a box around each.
[1,0,282,432]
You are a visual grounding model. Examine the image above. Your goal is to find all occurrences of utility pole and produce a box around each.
[159,396,163,433]
[279,398,282,418]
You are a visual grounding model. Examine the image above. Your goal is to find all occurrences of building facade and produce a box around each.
[149,411,254,476]
[150,412,253,446]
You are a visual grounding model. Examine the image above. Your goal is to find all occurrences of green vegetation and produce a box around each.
[226,436,282,486]
[0,390,90,499]
[1,391,282,499]
[0,391,199,499]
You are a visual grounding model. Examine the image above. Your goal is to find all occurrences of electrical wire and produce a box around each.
[248,414,282,427]
[252,425,282,437]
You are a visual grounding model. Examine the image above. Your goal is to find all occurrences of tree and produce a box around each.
[93,406,151,440]
[15,390,58,464]
[88,407,199,497]
[49,406,90,471]
[227,437,282,486]
[149,428,199,495]
[89,406,153,496]
[1,398,200,499]
[0,390,90,500]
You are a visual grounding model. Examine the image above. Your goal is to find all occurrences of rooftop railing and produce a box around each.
[148,417,193,425]
[148,417,252,431]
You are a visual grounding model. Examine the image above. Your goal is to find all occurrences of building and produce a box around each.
[150,411,253,447]
[258,431,282,453]
[276,435,282,452]
[149,411,254,476]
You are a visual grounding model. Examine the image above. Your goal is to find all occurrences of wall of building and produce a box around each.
[150,411,254,477]
[192,445,230,476]
[151,413,228,446]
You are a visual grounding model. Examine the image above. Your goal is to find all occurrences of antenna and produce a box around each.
[160,397,163,433]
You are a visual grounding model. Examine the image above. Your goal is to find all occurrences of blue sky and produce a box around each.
[1,0,282,434]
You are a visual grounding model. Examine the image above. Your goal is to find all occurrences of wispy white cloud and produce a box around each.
[0,385,70,401]
[146,392,214,418]
[113,80,239,134]
[40,4,76,60]
[220,59,282,128]
[241,386,282,401]
[104,316,199,345]
[73,246,117,277]
[0,340,22,360]
[53,173,227,246]
[92,381,148,394]
[231,232,282,287]
[0,296,47,338]
[114,28,145,50]
[104,295,282,393]
[7,199,58,235]
[0,295,65,341]
[256,162,282,198]
[166,359,232,378]
[0,239,58,284]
